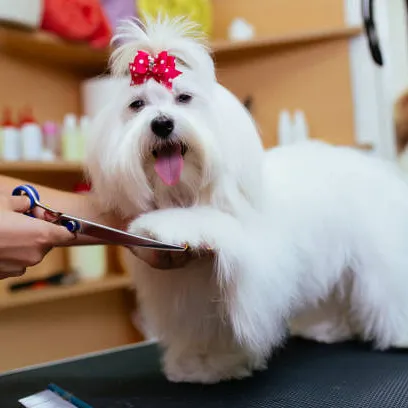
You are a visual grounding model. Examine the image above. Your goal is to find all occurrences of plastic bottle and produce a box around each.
[277,110,293,146]
[2,108,20,161]
[42,121,61,161]
[67,182,107,281]
[78,115,90,161]
[20,107,43,161]
[61,113,79,161]
[293,110,310,142]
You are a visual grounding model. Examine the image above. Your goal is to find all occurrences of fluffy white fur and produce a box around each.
[86,16,408,384]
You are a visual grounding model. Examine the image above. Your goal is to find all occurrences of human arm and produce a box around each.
[0,174,131,279]
[0,175,130,246]
[0,194,75,278]
[0,175,209,272]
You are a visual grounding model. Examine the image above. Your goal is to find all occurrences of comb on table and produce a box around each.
[19,384,92,408]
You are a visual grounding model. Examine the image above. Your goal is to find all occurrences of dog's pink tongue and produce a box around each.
[154,144,184,186]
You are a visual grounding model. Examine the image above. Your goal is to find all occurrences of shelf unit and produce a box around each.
[0,24,362,75]
[0,274,132,310]
[0,26,109,76]
[0,0,365,371]
[0,161,84,173]
[212,26,361,61]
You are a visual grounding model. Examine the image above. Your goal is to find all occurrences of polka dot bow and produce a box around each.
[129,50,182,89]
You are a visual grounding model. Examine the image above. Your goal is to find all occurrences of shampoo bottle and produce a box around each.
[42,121,61,161]
[78,115,90,161]
[67,182,107,281]
[293,110,310,142]
[20,108,43,161]
[61,113,79,161]
[277,110,293,146]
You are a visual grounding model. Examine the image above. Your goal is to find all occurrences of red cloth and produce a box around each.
[41,0,112,48]
[73,182,92,193]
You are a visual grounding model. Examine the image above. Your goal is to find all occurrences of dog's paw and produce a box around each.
[389,338,408,349]
[129,209,207,248]
[163,350,254,384]
[290,318,354,344]
[385,328,408,349]
[129,207,239,252]
[250,355,268,372]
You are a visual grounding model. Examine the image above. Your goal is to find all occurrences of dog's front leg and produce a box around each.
[129,206,242,253]
[128,206,291,383]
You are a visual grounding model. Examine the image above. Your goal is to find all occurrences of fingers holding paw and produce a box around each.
[127,210,218,269]
[128,245,214,270]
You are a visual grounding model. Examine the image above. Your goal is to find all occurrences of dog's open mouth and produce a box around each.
[152,143,187,186]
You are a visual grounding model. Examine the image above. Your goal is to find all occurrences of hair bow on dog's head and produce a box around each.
[129,50,182,89]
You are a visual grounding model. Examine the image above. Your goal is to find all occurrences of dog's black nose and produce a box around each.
[151,116,174,139]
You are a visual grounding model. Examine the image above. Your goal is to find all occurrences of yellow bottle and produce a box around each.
[61,113,79,162]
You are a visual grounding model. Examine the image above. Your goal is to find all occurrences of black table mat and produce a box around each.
[2,337,408,408]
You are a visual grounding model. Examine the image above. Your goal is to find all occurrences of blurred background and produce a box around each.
[0,0,408,372]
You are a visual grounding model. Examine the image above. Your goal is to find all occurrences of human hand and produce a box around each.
[128,246,214,270]
[126,207,238,270]
[0,195,75,279]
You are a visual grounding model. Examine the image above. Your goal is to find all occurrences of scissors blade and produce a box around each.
[58,215,186,251]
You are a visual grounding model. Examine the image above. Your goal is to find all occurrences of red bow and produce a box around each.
[129,50,182,89]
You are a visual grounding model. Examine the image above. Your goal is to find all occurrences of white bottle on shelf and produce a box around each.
[20,108,43,161]
[2,108,20,161]
[69,243,107,281]
[61,113,79,162]
[78,115,90,162]
[277,110,293,146]
[67,183,107,281]
[293,109,310,142]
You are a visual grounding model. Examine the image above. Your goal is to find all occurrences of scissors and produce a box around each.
[12,184,186,252]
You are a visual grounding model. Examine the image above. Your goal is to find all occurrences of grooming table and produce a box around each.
[1,337,408,408]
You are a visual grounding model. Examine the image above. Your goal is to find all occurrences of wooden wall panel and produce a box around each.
[0,170,85,192]
[0,54,81,124]
[16,247,67,281]
[216,39,356,148]
[211,0,346,40]
[0,290,141,372]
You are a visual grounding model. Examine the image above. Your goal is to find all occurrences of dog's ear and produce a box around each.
[110,15,216,83]
[109,18,150,77]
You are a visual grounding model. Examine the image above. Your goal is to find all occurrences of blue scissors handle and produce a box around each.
[11,184,80,233]
[12,184,40,212]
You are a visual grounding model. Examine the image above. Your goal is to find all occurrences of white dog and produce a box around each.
[86,16,408,384]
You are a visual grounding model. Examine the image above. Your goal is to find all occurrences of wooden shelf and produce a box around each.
[0,161,84,173]
[0,274,132,310]
[212,26,363,61]
[0,25,109,76]
[0,25,362,76]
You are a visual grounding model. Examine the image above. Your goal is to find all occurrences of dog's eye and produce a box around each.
[129,99,145,111]
[176,94,192,104]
